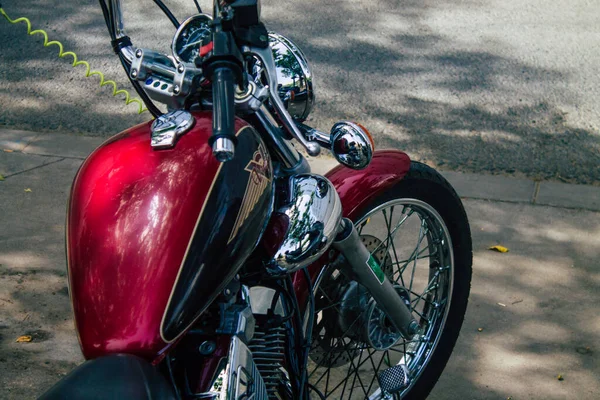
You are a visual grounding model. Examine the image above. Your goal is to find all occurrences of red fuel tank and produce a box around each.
[67,112,273,361]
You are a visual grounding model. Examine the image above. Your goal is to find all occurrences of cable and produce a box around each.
[98,0,115,40]
[192,0,203,13]
[0,6,148,115]
[152,0,180,28]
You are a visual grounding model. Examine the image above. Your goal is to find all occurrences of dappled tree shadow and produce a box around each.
[430,200,600,399]
[1,1,600,398]
[2,0,600,183]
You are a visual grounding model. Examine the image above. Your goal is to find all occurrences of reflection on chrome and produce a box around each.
[206,336,268,400]
[150,110,195,149]
[268,174,342,275]
[269,32,315,122]
[330,121,374,170]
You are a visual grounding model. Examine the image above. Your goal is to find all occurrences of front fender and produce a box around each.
[325,149,411,220]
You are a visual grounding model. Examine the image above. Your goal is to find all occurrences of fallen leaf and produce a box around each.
[24,188,32,192]
[576,346,593,355]
[16,335,32,343]
[489,245,509,253]
[557,374,564,381]
[3,149,14,153]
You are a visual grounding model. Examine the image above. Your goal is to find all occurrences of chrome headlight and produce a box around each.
[269,32,315,122]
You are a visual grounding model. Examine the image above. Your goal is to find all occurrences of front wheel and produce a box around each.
[308,161,472,399]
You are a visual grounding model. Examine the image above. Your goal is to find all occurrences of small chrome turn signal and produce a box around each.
[330,121,374,169]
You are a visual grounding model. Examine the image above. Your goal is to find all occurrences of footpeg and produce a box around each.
[378,364,410,395]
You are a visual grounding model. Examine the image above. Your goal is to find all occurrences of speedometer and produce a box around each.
[172,14,212,64]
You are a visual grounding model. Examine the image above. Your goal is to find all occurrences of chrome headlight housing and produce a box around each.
[269,32,315,122]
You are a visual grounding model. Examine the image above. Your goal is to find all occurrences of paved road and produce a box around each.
[1,129,599,398]
[1,1,600,184]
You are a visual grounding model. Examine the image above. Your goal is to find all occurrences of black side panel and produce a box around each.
[39,354,176,400]
[162,126,274,341]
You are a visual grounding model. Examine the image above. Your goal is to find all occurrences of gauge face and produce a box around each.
[172,14,212,64]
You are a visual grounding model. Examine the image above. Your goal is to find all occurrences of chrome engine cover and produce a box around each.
[267,174,342,275]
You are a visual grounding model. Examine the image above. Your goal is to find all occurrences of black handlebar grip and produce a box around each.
[210,66,237,162]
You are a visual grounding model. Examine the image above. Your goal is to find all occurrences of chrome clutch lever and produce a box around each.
[246,46,322,156]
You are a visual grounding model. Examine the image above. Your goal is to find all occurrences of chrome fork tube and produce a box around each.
[256,105,303,170]
[109,0,125,37]
[332,218,420,339]
[108,0,135,62]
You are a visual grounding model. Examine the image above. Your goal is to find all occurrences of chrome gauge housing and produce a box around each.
[171,14,212,64]
[268,32,315,122]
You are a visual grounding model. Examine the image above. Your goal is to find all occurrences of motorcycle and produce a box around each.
[41,0,472,399]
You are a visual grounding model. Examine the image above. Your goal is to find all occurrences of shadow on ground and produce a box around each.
[430,200,600,399]
[2,1,600,183]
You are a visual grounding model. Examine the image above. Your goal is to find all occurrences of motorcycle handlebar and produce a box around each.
[210,66,237,162]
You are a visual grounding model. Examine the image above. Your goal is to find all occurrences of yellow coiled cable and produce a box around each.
[0,6,148,114]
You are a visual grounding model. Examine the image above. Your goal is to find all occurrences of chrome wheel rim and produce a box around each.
[308,198,454,399]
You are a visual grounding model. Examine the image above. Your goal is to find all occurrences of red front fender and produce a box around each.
[326,149,411,219]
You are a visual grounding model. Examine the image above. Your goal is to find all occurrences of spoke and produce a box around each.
[316,300,344,313]
[325,347,377,398]
[358,218,368,234]
[409,218,428,293]
[310,310,368,384]
[411,307,431,323]
[408,270,441,305]
[347,346,366,398]
[396,240,430,278]
[381,208,408,288]
[391,247,432,267]
[384,352,392,367]
[366,347,388,395]
[324,359,331,397]
[369,209,411,254]
[389,345,418,356]
[380,206,395,257]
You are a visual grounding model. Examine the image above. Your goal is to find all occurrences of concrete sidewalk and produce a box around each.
[1,128,599,399]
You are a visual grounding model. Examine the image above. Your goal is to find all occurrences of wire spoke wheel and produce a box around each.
[308,199,453,399]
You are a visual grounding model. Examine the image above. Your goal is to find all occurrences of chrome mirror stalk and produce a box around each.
[247,46,321,156]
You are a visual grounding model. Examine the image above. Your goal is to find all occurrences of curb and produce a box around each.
[2,127,600,212]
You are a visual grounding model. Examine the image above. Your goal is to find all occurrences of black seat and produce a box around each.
[39,354,177,400]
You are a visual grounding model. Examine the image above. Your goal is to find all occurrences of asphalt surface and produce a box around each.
[1,1,600,184]
[1,129,600,399]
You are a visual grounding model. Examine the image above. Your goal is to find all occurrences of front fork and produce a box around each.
[332,218,420,339]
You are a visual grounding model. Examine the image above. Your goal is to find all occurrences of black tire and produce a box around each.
[308,161,472,399]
